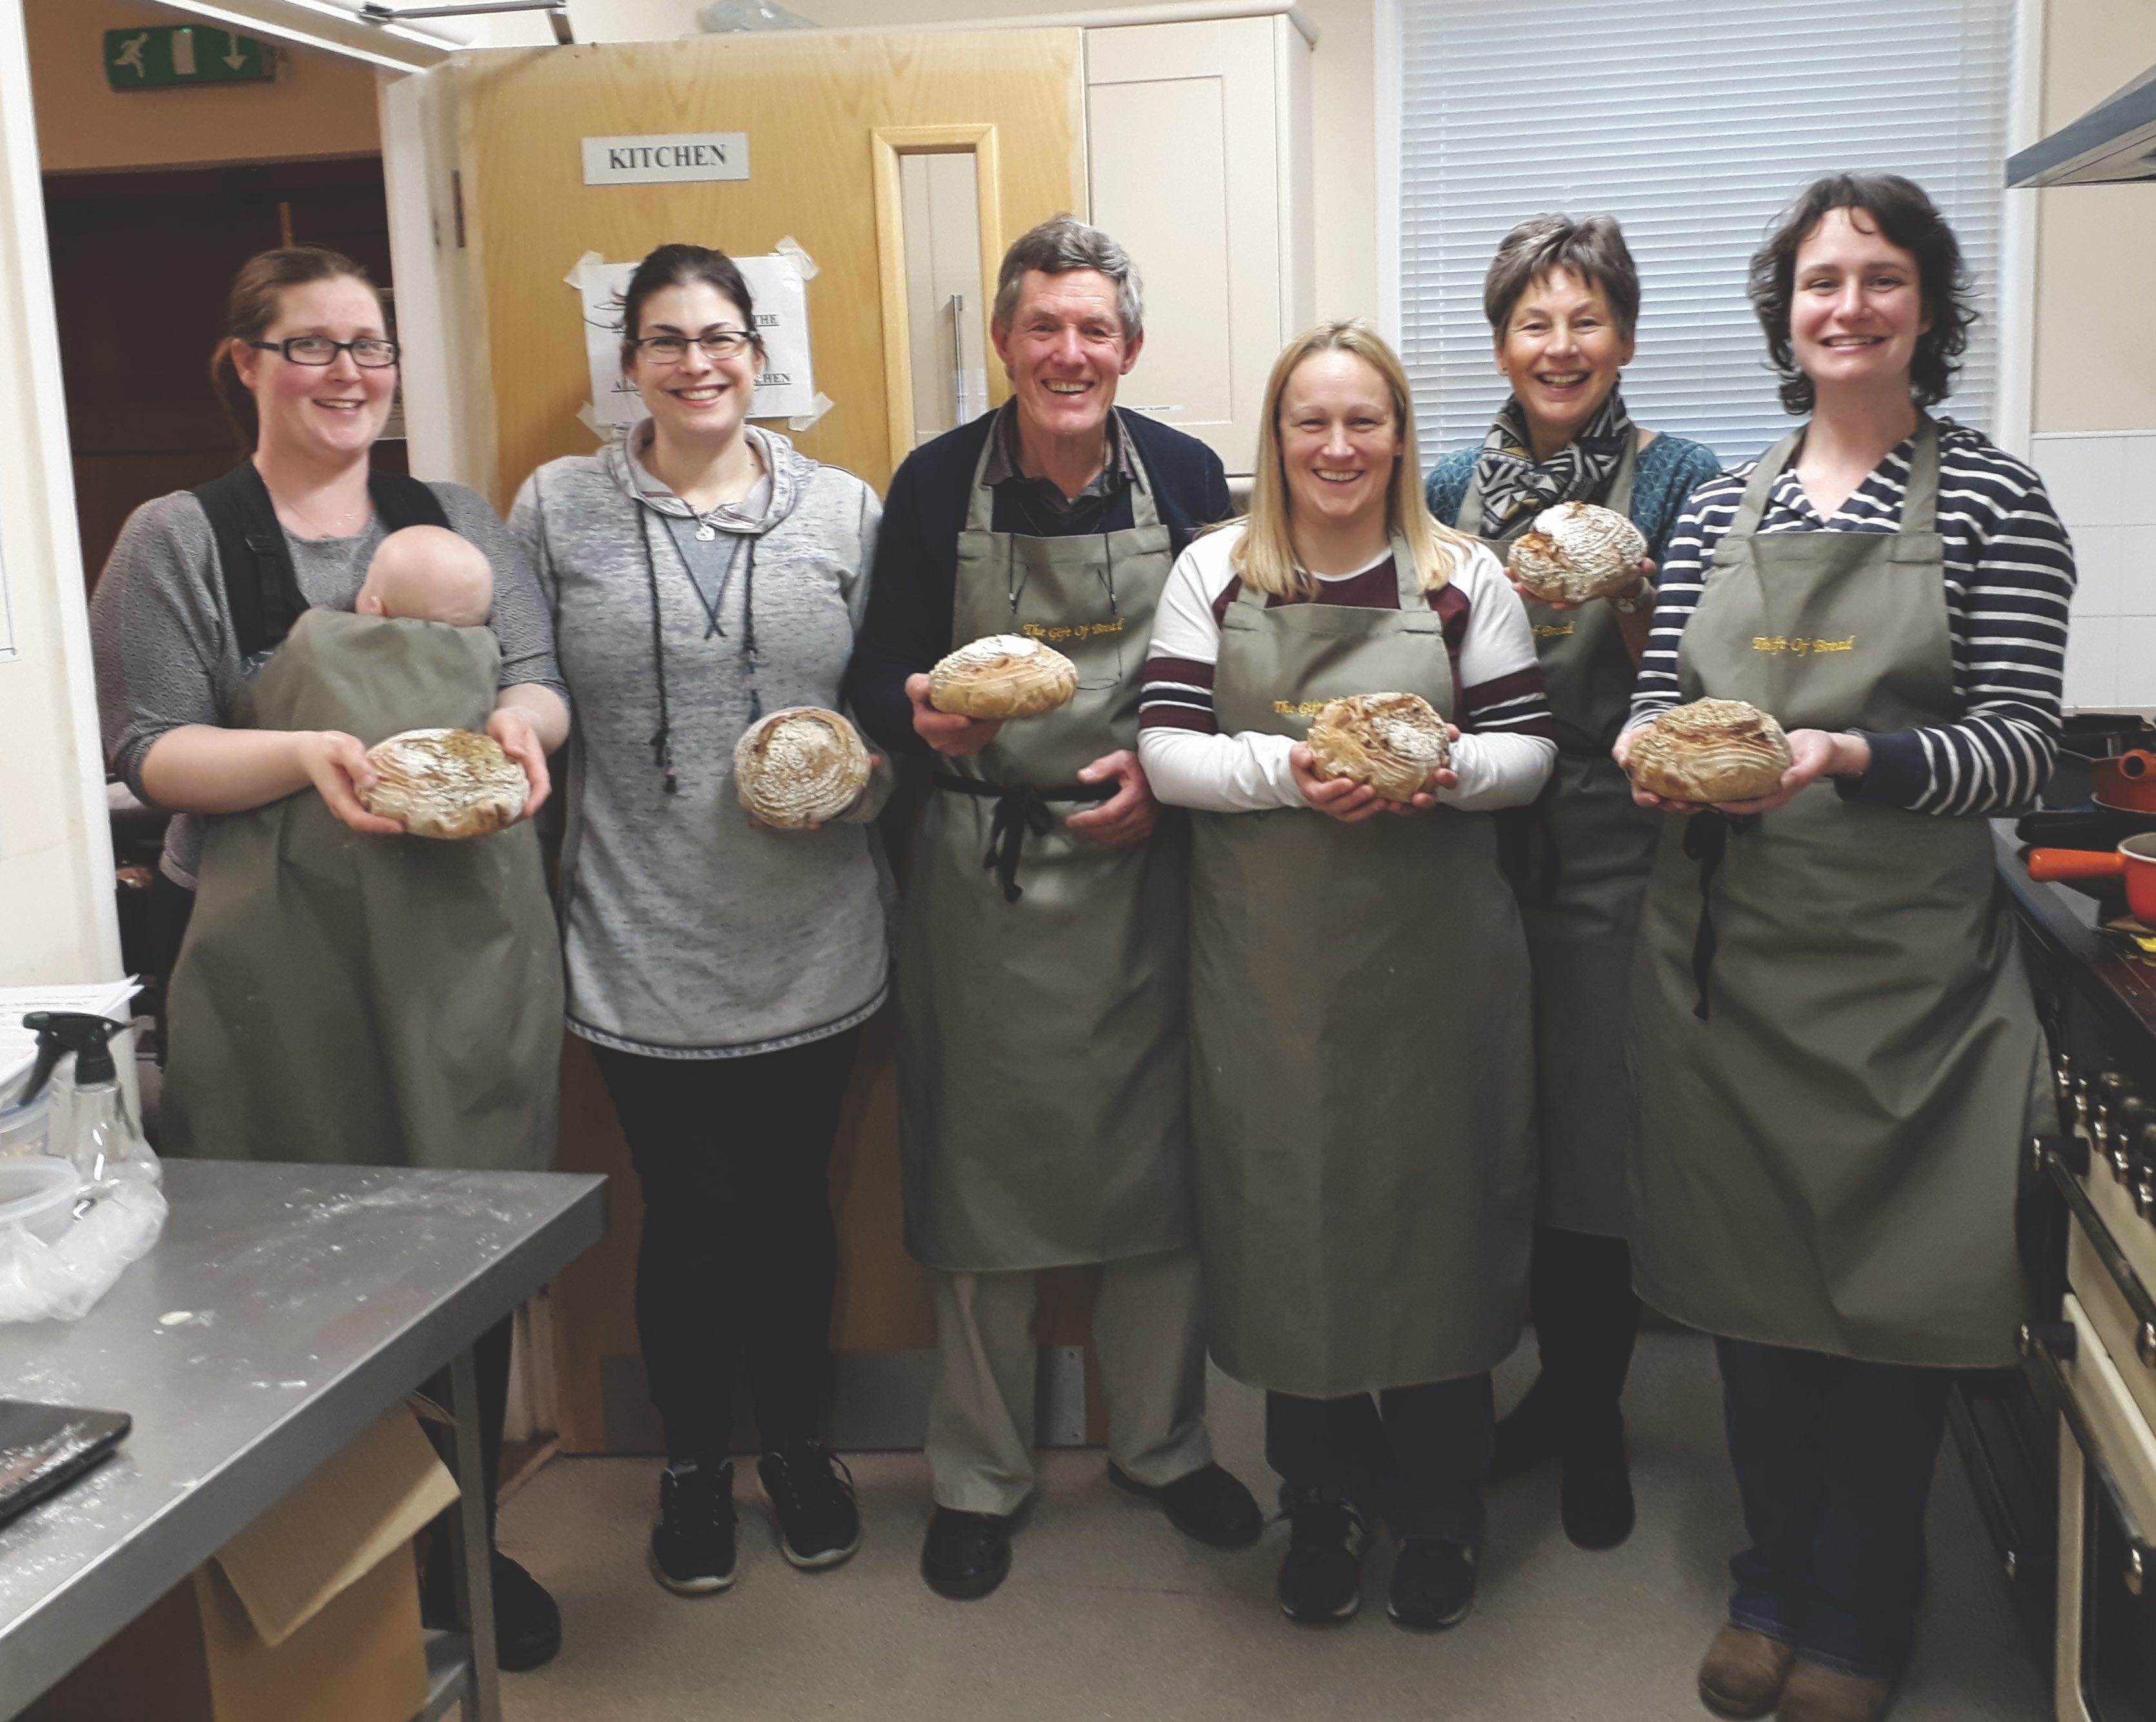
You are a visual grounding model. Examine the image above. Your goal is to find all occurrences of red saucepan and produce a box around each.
[2094,749,2156,815]
[2030,833,2156,922]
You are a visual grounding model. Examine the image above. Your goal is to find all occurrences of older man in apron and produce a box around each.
[846,217,1260,1600]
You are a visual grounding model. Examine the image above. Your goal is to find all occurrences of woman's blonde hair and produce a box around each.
[1233,320,1475,599]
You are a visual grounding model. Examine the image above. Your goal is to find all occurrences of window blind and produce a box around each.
[1397,0,2013,468]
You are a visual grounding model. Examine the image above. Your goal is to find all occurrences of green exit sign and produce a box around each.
[104,26,274,91]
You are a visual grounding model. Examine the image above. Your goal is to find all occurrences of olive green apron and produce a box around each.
[1459,431,1659,1237]
[897,421,1193,1271]
[1189,542,1537,1398]
[165,609,563,1171]
[1629,419,2047,1368]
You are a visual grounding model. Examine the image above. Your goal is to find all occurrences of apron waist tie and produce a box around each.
[1683,811,1756,1021]
[932,775,1114,904]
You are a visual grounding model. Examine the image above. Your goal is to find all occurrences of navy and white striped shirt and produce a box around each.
[1630,421,2075,816]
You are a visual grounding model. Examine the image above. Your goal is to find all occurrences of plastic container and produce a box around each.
[0,1156,83,1244]
[0,1091,54,1159]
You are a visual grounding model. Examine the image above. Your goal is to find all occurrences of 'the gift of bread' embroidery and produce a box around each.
[1273,700,1327,717]
[1752,635,1855,655]
[1532,622,1575,639]
[1022,620,1126,643]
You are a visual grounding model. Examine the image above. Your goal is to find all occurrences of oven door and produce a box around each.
[2030,1296,2156,1722]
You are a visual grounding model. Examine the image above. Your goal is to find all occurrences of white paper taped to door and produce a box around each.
[575,254,816,428]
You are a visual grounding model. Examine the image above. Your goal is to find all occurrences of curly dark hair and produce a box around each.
[1748,173,1975,415]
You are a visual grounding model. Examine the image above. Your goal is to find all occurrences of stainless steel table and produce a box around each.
[0,1160,605,1722]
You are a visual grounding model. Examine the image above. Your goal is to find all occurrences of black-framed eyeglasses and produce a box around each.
[248,335,401,368]
[628,330,756,362]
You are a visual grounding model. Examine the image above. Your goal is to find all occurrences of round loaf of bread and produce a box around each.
[734,707,872,829]
[1507,501,1649,604]
[361,727,526,839]
[1628,698,1793,804]
[928,634,1079,720]
[1306,693,1453,803]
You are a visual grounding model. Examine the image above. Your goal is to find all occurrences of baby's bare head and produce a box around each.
[357,526,494,626]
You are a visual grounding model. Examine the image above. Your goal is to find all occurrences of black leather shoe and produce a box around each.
[921,1507,1012,1600]
[1490,1374,1562,1483]
[1106,1461,1263,1549]
[1276,1487,1366,1623]
[1559,1425,1635,1550]
[492,1551,563,1672]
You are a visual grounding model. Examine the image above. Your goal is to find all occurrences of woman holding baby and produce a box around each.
[87,244,567,1670]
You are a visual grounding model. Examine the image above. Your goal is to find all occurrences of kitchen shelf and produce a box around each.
[414,1628,470,1722]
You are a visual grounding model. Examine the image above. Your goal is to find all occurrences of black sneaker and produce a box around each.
[1276,1488,1366,1623]
[1107,1460,1264,1549]
[758,1437,862,1569]
[1388,1538,1476,1630]
[921,1507,1013,1600]
[1560,1424,1635,1550]
[650,1458,737,1594]
[1490,1374,1561,1483]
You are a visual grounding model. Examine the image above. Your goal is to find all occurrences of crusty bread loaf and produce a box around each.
[361,727,526,839]
[1508,501,1649,604]
[1306,693,1453,803]
[734,707,872,829]
[928,634,1079,720]
[1628,698,1792,803]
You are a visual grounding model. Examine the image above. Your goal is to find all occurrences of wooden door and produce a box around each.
[434,31,1090,1452]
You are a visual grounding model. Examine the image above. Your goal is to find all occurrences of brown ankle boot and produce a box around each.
[1775,1661,1894,1722]
[1697,1625,1796,1718]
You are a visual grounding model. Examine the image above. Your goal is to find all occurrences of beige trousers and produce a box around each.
[926,1246,1214,1516]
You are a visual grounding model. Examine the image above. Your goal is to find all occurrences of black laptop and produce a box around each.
[0,1400,130,1529]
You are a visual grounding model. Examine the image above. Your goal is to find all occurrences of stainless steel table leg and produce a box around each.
[445,1345,501,1722]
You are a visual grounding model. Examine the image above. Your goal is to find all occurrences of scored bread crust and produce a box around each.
[734,707,872,829]
[928,634,1079,720]
[360,727,526,839]
[1628,698,1793,803]
[1507,501,1649,604]
[1305,693,1453,803]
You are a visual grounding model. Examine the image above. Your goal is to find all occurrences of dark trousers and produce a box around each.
[1528,1225,1641,1434]
[591,1028,862,1461]
[1717,1337,1953,1683]
[1265,1374,1495,1547]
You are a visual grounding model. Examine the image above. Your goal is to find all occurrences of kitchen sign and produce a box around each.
[582,134,750,186]
[105,26,273,90]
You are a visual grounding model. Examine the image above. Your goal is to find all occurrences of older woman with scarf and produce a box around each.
[1424,215,1721,1551]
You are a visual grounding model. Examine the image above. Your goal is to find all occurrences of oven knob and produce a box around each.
[2140,1322,2156,1371]
[2129,1547,2146,1598]
[2055,1054,2075,1099]
[2004,1549,2019,1579]
[2137,1179,2156,1222]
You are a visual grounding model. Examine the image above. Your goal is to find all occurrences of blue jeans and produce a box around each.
[1265,1374,1494,1547]
[1717,1338,1953,1683]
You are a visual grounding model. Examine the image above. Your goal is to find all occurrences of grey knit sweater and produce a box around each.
[511,423,892,1058]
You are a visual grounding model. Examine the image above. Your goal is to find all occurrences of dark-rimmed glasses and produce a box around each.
[628,330,756,363]
[248,335,400,368]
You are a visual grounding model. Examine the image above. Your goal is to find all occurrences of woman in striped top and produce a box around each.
[1140,322,1555,1633]
[1617,176,2070,1722]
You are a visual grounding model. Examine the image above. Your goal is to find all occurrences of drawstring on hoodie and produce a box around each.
[636,487,766,796]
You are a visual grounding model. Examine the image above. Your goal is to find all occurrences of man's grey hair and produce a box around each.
[991,215,1144,342]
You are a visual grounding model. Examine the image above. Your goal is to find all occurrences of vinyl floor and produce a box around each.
[497,1329,2050,1721]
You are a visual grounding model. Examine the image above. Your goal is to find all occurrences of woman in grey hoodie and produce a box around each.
[510,244,888,1597]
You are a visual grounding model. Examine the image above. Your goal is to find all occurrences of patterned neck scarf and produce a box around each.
[1470,386,1634,539]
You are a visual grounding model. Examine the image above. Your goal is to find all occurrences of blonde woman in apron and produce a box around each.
[1617,176,2073,1722]
[1141,322,1555,1632]
[1425,213,1722,1550]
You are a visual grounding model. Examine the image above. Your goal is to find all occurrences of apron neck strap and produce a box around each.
[1392,533,1430,609]
[1727,413,1942,540]
[963,407,1158,533]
